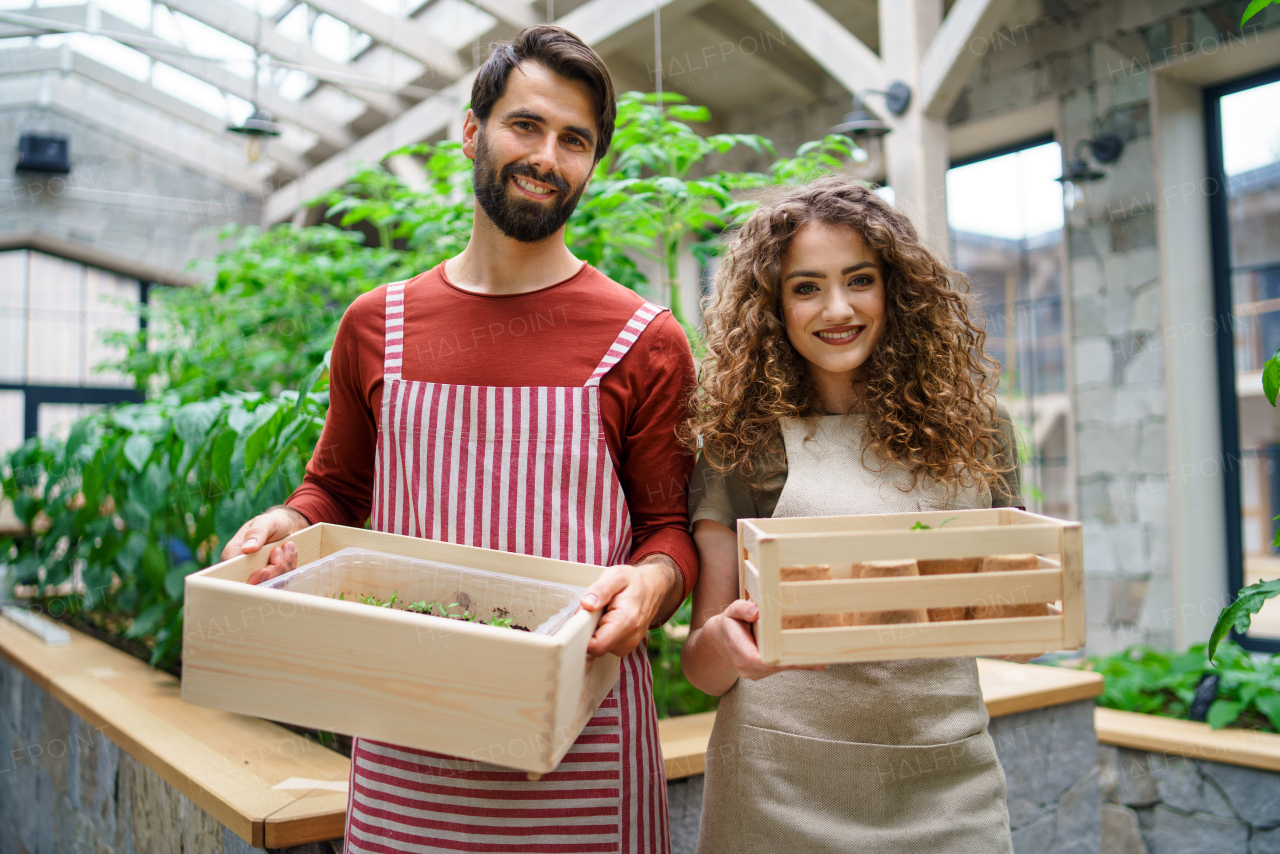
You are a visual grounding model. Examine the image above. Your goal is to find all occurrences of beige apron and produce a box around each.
[697,415,1014,853]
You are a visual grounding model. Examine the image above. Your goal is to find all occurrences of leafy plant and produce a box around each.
[1084,642,1280,733]
[0,365,328,669]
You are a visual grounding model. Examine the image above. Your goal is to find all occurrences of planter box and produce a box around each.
[738,507,1084,665]
[181,523,619,775]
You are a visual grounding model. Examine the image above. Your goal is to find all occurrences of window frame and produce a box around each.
[1206,64,1280,654]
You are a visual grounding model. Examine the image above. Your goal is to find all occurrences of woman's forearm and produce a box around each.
[680,619,739,697]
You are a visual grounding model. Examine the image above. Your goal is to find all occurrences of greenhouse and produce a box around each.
[1,0,1279,851]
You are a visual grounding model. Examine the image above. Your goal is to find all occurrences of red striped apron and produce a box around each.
[344,280,672,853]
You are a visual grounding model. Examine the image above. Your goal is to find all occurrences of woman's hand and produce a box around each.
[704,599,825,682]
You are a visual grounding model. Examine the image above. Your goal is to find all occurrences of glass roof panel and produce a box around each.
[152,61,235,117]
[95,0,151,30]
[416,0,496,52]
[67,32,152,80]
[312,12,371,63]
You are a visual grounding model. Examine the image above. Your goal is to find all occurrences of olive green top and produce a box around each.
[688,403,1023,529]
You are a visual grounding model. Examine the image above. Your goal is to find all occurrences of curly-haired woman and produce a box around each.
[680,175,1023,852]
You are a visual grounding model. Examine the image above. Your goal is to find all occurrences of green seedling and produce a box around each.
[910,517,957,530]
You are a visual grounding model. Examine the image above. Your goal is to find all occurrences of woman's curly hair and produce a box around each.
[684,174,1008,496]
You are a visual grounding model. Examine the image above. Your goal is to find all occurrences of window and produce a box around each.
[946,139,1070,518]
[0,250,144,454]
[1209,69,1280,650]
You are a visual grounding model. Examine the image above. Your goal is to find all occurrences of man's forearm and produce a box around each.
[637,553,685,628]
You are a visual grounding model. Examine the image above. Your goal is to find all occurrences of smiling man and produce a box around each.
[221,26,696,854]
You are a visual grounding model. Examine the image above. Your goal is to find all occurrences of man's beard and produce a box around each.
[472,131,587,244]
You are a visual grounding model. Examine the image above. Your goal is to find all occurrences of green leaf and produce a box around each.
[164,560,198,600]
[140,543,167,591]
[1256,693,1280,731]
[1264,349,1280,406]
[126,601,170,639]
[115,530,147,574]
[1209,578,1280,661]
[1242,0,1274,26]
[173,400,222,447]
[1206,699,1245,730]
[123,434,154,471]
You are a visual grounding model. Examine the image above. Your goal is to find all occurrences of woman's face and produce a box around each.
[779,220,887,390]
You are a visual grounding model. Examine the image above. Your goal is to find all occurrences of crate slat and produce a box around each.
[771,524,1062,566]
[779,568,1063,613]
[777,616,1066,665]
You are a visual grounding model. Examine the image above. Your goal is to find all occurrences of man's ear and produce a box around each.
[461,109,480,160]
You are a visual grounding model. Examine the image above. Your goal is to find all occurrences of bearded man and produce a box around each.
[222,25,696,854]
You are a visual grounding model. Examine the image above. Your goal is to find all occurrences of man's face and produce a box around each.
[465,61,599,244]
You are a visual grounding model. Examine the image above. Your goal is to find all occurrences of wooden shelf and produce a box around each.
[0,612,349,847]
[1095,707,1280,773]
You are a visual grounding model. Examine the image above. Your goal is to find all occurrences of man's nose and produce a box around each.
[527,132,559,176]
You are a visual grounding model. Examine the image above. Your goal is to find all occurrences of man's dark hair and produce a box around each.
[470,25,617,164]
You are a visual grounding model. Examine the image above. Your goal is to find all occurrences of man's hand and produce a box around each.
[221,505,310,585]
[579,556,683,659]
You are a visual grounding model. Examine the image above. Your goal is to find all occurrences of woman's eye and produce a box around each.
[849,276,874,287]
[795,282,818,294]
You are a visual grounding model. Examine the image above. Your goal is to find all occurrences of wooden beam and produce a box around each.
[264,0,690,223]
[297,0,462,77]
[153,0,401,116]
[879,0,950,256]
[1,46,307,176]
[691,4,825,100]
[743,0,885,94]
[919,0,1021,119]
[1,71,267,191]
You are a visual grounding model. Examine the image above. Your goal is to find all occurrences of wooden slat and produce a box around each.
[774,616,1065,665]
[747,507,1005,535]
[1060,524,1086,648]
[754,539,783,664]
[773,524,1062,566]
[1095,707,1280,773]
[779,569,1063,613]
[742,559,763,605]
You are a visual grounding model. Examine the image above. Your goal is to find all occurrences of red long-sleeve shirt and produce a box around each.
[286,261,699,593]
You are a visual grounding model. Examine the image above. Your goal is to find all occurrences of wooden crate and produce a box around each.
[739,508,1084,665]
[181,524,619,775]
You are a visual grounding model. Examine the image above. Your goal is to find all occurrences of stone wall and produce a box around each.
[0,656,332,854]
[1098,743,1280,853]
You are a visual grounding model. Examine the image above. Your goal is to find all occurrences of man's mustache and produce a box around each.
[500,162,571,196]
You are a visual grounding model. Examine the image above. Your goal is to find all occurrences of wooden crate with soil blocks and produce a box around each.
[181,523,619,774]
[738,508,1083,665]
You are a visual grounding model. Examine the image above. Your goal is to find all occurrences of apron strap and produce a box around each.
[584,301,666,388]
[382,280,408,381]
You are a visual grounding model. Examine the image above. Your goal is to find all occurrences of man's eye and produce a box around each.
[566,136,584,147]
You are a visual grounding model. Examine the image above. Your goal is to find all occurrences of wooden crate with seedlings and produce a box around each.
[181,524,619,775]
[739,508,1084,666]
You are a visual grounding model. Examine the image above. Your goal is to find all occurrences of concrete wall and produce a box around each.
[0,105,260,283]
